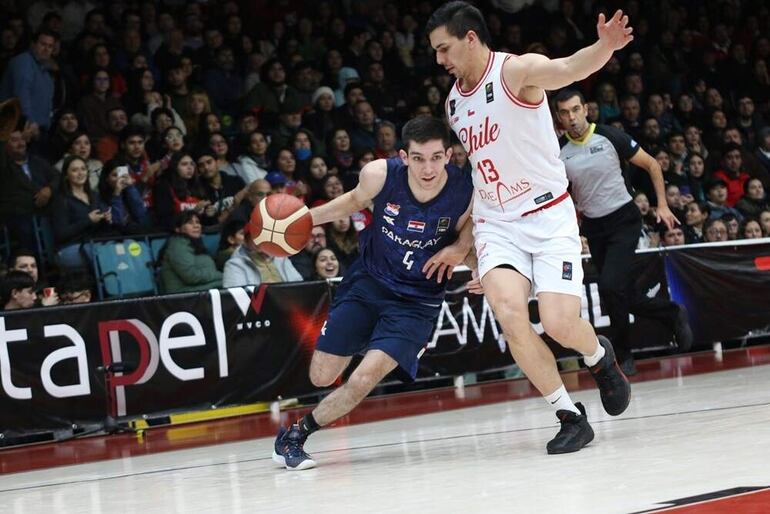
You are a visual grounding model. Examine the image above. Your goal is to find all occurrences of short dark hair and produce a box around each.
[376,120,397,133]
[722,142,742,155]
[8,248,36,268]
[554,89,586,106]
[706,178,728,191]
[195,147,217,162]
[33,28,60,42]
[219,219,245,251]
[343,82,364,99]
[667,131,685,141]
[107,106,127,117]
[120,124,145,144]
[1,270,35,306]
[704,217,727,233]
[174,209,200,229]
[658,223,683,238]
[665,183,680,192]
[690,202,710,217]
[426,1,491,46]
[150,107,174,127]
[57,271,93,295]
[66,130,90,149]
[401,116,450,151]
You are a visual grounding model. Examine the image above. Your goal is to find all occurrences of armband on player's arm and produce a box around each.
[310,159,387,225]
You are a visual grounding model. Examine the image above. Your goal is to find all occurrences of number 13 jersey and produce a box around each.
[446,51,568,221]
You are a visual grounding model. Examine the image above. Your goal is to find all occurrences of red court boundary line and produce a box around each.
[645,487,770,513]
[2,345,770,475]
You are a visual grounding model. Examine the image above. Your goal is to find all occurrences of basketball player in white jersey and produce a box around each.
[425,2,633,454]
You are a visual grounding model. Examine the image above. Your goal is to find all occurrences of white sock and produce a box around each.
[544,385,580,415]
[582,338,605,367]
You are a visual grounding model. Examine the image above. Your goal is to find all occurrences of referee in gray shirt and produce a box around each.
[555,89,692,375]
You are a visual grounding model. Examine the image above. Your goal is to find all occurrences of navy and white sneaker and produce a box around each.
[272,425,317,470]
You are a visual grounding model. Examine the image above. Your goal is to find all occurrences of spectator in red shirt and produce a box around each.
[713,142,750,207]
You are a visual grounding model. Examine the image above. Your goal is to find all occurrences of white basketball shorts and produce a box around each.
[473,196,583,297]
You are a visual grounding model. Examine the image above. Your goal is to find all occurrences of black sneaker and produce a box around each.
[272,425,317,470]
[546,402,594,454]
[673,305,694,353]
[588,336,631,416]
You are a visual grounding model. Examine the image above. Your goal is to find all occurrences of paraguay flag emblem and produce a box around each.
[385,203,400,216]
[407,220,425,233]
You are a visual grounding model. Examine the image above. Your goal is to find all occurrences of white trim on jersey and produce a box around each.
[499,54,544,110]
[446,51,568,221]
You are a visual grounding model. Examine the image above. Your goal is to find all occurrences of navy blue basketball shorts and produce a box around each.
[315,264,441,379]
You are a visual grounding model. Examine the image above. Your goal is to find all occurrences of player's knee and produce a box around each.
[503,329,532,352]
[309,367,338,388]
[346,371,380,397]
[495,309,533,350]
[491,299,530,334]
[540,314,575,342]
[495,303,532,350]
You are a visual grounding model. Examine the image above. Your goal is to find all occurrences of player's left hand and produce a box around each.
[656,204,680,229]
[597,10,633,51]
[423,244,467,283]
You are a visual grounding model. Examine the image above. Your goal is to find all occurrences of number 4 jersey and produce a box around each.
[446,51,568,221]
[358,156,473,304]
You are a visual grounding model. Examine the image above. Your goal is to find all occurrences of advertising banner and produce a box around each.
[2,241,769,440]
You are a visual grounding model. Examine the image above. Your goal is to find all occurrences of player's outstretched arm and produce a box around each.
[505,10,633,92]
[310,159,387,225]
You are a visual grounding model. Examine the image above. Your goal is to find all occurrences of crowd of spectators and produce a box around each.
[1,0,769,309]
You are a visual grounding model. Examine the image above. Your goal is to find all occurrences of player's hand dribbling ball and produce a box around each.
[249,193,312,256]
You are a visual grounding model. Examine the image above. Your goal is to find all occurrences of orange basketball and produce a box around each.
[249,193,313,257]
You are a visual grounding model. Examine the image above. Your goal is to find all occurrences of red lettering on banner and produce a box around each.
[755,256,770,271]
[98,320,153,388]
[458,116,500,157]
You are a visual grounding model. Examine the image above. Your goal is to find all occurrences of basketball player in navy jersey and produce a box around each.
[273,116,476,470]
[426,2,634,454]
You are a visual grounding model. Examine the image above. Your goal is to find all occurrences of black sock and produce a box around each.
[297,413,320,436]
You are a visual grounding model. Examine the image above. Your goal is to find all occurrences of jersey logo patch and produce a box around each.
[383,215,395,225]
[534,192,554,205]
[436,217,451,235]
[562,261,573,281]
[467,109,475,116]
[385,203,400,216]
[407,220,425,233]
[485,82,494,103]
[449,99,456,115]
[589,144,605,154]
